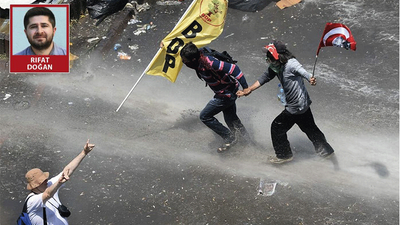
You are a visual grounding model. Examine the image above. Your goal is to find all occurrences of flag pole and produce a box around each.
[115,48,161,112]
[312,54,318,78]
[115,70,145,112]
[115,0,198,112]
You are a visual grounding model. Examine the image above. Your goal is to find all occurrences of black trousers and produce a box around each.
[271,108,333,158]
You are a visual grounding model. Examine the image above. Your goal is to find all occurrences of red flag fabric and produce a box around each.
[317,23,356,55]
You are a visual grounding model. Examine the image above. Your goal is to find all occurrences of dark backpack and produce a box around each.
[17,195,46,225]
[17,196,33,225]
[200,47,238,64]
[198,47,239,87]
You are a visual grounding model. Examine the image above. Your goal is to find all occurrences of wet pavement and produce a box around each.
[0,0,399,224]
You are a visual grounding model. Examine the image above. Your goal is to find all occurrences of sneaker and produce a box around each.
[269,155,293,164]
[217,136,237,153]
[319,150,334,158]
[314,142,334,158]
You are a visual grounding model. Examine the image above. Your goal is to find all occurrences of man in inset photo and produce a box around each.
[15,7,67,55]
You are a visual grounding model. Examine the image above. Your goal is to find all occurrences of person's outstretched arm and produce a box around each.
[237,80,261,97]
[63,139,95,180]
[42,173,68,203]
[40,140,94,203]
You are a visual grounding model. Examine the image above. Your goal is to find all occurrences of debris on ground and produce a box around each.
[258,179,277,196]
[128,18,141,25]
[276,0,301,9]
[135,1,151,12]
[87,37,100,43]
[128,44,139,51]
[133,22,156,35]
[3,93,11,100]
[118,51,131,60]
[156,0,182,6]
[114,43,122,51]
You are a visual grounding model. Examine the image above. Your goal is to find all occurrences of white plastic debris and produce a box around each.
[118,52,131,60]
[156,0,181,6]
[3,93,11,100]
[133,29,146,36]
[258,179,277,196]
[128,19,141,25]
[87,37,100,43]
[128,44,139,50]
[264,182,277,196]
[136,2,151,12]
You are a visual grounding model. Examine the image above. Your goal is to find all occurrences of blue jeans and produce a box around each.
[200,97,245,142]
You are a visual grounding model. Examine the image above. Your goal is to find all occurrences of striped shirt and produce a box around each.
[196,54,248,99]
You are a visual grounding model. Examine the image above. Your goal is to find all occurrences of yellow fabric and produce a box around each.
[146,0,228,82]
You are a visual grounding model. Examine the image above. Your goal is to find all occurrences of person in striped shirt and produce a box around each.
[180,42,251,152]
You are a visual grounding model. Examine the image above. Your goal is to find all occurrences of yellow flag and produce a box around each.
[146,0,228,83]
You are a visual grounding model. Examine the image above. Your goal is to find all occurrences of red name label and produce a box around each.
[10,55,69,73]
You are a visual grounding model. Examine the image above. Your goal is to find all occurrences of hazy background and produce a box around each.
[0,0,398,224]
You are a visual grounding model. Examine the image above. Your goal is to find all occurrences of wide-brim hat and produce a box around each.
[26,168,49,190]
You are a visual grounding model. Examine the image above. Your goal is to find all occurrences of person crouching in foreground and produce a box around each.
[180,42,251,152]
[238,40,334,163]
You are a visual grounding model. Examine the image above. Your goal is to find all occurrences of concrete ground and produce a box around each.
[0,0,399,224]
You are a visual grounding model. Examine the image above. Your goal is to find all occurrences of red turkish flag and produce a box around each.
[317,23,356,55]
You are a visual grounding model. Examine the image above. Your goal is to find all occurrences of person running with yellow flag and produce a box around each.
[117,0,229,112]
[146,0,229,82]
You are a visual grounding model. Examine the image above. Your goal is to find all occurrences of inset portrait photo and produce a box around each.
[10,4,69,73]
